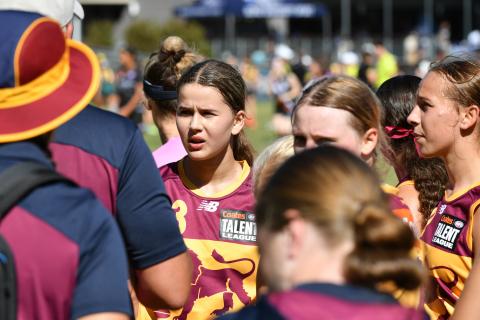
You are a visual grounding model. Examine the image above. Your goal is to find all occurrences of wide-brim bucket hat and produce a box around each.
[0,10,99,143]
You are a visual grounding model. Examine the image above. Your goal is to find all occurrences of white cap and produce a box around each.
[0,0,84,26]
[274,43,295,61]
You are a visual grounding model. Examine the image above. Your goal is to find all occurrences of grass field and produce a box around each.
[143,99,398,185]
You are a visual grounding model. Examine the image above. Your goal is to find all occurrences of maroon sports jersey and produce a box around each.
[140,159,258,320]
[421,184,480,319]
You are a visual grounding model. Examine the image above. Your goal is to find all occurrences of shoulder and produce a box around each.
[19,182,115,246]
[52,105,138,168]
[160,161,181,182]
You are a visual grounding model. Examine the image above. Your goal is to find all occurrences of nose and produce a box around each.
[407,105,421,127]
[189,112,202,131]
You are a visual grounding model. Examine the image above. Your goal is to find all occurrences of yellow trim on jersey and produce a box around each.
[421,207,438,237]
[467,199,480,251]
[397,180,415,188]
[381,183,399,195]
[178,159,250,198]
[444,182,480,202]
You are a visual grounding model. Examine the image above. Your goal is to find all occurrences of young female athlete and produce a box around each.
[291,75,414,225]
[407,55,480,319]
[143,36,202,168]
[377,75,448,234]
[218,146,425,320]
[138,59,258,320]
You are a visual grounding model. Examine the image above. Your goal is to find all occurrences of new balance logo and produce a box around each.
[197,200,220,212]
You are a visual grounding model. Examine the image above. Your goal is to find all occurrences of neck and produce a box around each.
[158,119,179,144]
[288,229,349,289]
[183,147,243,196]
[443,137,480,194]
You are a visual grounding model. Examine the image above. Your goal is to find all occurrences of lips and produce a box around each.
[188,136,206,151]
[413,132,425,140]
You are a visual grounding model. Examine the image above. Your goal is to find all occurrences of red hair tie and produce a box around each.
[385,125,424,158]
[384,126,414,139]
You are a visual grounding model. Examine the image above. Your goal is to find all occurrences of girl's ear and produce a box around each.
[460,104,480,131]
[144,98,152,111]
[360,128,378,161]
[232,110,246,135]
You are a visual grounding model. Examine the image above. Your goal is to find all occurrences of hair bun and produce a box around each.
[344,202,424,290]
[174,50,186,63]
[354,203,414,251]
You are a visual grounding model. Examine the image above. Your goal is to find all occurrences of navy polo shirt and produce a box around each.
[0,142,131,319]
[51,105,186,269]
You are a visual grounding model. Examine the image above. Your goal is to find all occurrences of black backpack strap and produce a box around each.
[0,162,71,219]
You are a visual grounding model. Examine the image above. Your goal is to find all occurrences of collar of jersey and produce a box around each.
[444,181,480,202]
[178,159,250,198]
[397,179,415,188]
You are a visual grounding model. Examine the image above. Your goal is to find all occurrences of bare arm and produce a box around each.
[450,207,480,319]
[119,82,143,117]
[134,251,192,310]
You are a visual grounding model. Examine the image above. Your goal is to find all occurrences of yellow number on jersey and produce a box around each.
[172,199,187,234]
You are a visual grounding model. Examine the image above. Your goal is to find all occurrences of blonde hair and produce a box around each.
[253,135,294,197]
[256,146,424,290]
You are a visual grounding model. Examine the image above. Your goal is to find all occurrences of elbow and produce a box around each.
[135,253,193,310]
[136,284,190,310]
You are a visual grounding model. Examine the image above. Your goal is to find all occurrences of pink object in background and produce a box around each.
[152,136,187,168]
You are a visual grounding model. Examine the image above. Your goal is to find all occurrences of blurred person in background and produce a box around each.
[241,55,260,128]
[116,47,144,126]
[305,56,330,82]
[373,40,398,89]
[357,44,376,89]
[92,52,117,110]
[269,58,302,136]
[143,36,202,168]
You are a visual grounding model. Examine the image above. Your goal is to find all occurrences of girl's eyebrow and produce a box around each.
[417,95,432,104]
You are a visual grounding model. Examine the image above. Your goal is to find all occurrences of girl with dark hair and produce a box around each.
[219,146,425,320]
[143,36,202,167]
[407,55,480,319]
[141,59,257,320]
[377,75,448,234]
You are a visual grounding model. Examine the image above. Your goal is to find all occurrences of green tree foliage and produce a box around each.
[85,20,113,48]
[125,19,211,56]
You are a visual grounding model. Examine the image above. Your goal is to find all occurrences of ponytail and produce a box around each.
[344,203,424,290]
[232,130,255,166]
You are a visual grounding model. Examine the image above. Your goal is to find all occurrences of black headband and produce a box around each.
[143,80,177,101]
